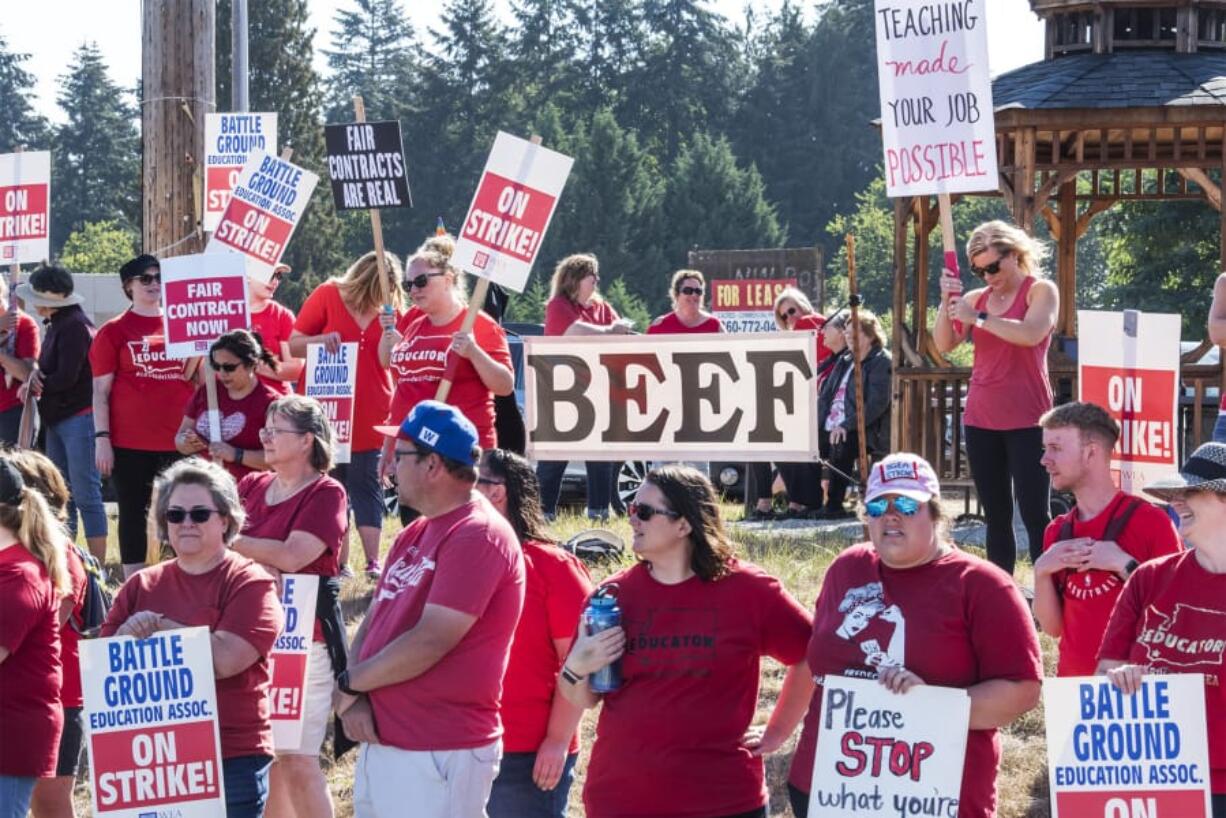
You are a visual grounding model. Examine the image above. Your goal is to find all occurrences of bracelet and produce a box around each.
[337,669,360,696]
[94,431,111,439]
[234,448,244,466]
[560,665,584,685]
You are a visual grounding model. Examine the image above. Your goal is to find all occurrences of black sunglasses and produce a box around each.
[211,361,243,373]
[971,251,1010,278]
[166,507,221,524]
[778,305,798,321]
[136,273,161,286]
[404,271,448,290]
[679,286,704,296]
[629,501,680,522]
[270,270,285,283]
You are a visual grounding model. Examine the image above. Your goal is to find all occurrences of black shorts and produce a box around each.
[56,706,85,777]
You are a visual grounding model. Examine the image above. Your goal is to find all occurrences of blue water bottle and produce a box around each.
[586,584,623,693]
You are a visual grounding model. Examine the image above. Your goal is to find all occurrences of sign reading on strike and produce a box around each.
[324,120,411,210]
[206,151,318,283]
[204,113,277,232]
[270,574,320,750]
[809,675,970,818]
[0,150,51,264]
[453,131,574,293]
[1044,675,1213,818]
[304,342,358,464]
[874,0,998,197]
[710,278,795,333]
[80,627,226,817]
[160,253,250,360]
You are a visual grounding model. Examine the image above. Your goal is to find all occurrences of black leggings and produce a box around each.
[777,462,822,508]
[112,448,182,565]
[964,425,1050,575]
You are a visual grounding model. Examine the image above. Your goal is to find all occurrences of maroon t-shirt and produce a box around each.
[646,312,724,334]
[544,296,619,336]
[183,381,280,480]
[60,544,88,709]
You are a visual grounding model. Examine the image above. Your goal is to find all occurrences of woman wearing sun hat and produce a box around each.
[1099,441,1226,817]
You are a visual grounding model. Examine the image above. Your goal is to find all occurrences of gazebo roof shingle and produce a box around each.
[992,52,1226,110]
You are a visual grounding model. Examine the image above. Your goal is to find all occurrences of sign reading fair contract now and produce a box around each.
[453,131,574,293]
[203,112,277,232]
[80,628,226,817]
[160,254,250,359]
[270,574,320,750]
[304,342,358,464]
[525,333,818,462]
[0,150,50,264]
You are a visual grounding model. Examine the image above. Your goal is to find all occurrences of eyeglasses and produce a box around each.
[136,273,161,286]
[394,448,431,463]
[211,361,243,373]
[404,271,448,290]
[477,476,505,486]
[166,507,221,524]
[628,501,680,522]
[270,271,285,283]
[258,426,307,441]
[778,306,798,322]
[970,252,1010,278]
[864,495,922,518]
[679,286,704,296]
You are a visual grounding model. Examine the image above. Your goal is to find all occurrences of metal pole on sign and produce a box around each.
[232,0,249,112]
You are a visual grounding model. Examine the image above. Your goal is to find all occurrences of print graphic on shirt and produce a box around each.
[194,411,247,442]
[1064,569,1121,598]
[835,582,905,675]
[377,546,436,602]
[126,338,181,380]
[623,606,717,679]
[390,334,448,383]
[1136,602,1226,681]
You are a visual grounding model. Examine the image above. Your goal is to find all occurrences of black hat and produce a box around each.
[1144,442,1226,501]
[0,460,24,506]
[119,254,160,283]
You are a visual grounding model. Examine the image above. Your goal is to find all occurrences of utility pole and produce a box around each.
[231,0,249,113]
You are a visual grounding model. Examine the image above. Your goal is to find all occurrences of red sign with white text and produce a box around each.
[160,254,251,359]
[211,197,293,265]
[0,151,51,264]
[91,721,221,811]
[1080,366,1176,464]
[711,279,796,313]
[462,172,556,264]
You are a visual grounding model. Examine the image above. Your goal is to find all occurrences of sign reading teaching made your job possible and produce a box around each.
[1044,675,1213,818]
[80,627,226,817]
[324,120,412,210]
[0,150,50,264]
[270,574,320,750]
[160,253,250,359]
[203,113,277,232]
[304,342,358,464]
[453,131,574,293]
[874,0,999,197]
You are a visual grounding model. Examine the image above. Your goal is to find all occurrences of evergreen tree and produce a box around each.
[0,32,49,153]
[510,0,578,113]
[323,0,418,123]
[567,0,644,115]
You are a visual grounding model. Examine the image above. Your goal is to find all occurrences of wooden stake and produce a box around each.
[846,234,870,486]
[938,192,965,334]
[352,96,393,310]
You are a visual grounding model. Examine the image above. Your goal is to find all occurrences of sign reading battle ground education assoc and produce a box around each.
[453,131,574,293]
[80,628,226,817]
[711,278,796,334]
[0,150,50,264]
[1044,675,1213,818]
[874,1,998,197]
[689,247,823,319]
[324,120,412,210]
[204,113,277,232]
[304,342,358,464]
[270,574,320,750]
[160,253,251,360]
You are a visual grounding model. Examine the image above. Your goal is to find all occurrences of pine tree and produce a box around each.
[567,0,643,114]
[509,0,578,112]
[323,0,418,123]
[0,32,50,153]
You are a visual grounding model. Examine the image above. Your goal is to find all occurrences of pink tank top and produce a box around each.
[962,275,1053,430]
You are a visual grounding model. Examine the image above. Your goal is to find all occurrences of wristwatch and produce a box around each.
[337,669,361,696]
[1122,558,1139,578]
[234,448,245,466]
[560,665,584,686]
[975,311,989,328]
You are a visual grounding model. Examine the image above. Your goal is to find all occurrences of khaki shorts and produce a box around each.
[354,738,502,818]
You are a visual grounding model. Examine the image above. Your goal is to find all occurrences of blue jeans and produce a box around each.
[537,460,614,518]
[0,776,35,818]
[1214,411,1226,443]
[0,405,21,447]
[223,754,273,818]
[487,751,577,818]
[45,412,107,539]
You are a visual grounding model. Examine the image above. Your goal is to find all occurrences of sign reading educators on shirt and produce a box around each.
[203,113,277,232]
[1044,675,1213,818]
[808,675,970,818]
[303,342,358,464]
[0,150,50,264]
[710,278,795,334]
[160,253,251,359]
[873,0,998,197]
[270,574,320,751]
[452,131,574,293]
[525,332,818,462]
[324,120,412,210]
[80,627,226,817]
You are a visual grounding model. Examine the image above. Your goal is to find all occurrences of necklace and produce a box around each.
[266,473,319,505]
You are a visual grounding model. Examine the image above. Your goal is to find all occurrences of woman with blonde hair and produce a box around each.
[934,220,1058,576]
[290,252,405,579]
[646,269,723,335]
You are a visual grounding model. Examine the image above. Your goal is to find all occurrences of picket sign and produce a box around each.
[345,96,398,310]
[303,342,359,464]
[269,575,320,750]
[203,113,278,232]
[0,148,51,265]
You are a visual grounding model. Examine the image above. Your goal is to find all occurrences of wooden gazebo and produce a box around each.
[891,0,1226,482]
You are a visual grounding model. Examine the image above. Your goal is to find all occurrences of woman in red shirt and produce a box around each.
[290,252,404,579]
[177,329,280,480]
[233,394,349,818]
[91,254,196,578]
[646,269,723,335]
[0,455,68,816]
[560,466,814,818]
[479,449,592,818]
[101,458,283,818]
[249,263,304,395]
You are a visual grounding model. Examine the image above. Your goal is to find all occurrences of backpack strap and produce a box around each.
[1057,510,1076,543]
[1101,496,1144,543]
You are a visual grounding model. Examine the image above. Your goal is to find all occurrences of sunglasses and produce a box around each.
[778,306,798,322]
[136,273,161,286]
[679,286,704,296]
[404,271,448,290]
[211,361,243,373]
[970,252,1010,278]
[629,501,680,522]
[166,506,221,524]
[270,271,285,283]
[864,495,922,518]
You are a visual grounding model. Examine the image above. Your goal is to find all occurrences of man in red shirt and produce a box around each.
[335,400,525,818]
[1035,401,1181,676]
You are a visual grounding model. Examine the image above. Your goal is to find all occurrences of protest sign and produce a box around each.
[808,675,970,818]
[525,332,818,462]
[452,131,573,293]
[304,342,358,464]
[1044,675,1213,818]
[270,574,320,750]
[81,627,226,817]
[204,113,277,232]
[324,119,411,210]
[160,253,250,360]
[710,278,795,333]
[0,150,50,264]
[206,150,318,284]
[1078,310,1181,493]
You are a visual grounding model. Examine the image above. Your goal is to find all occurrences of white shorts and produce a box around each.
[278,642,334,756]
[354,739,502,818]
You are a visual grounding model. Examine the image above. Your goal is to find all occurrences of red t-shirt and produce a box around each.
[387,310,511,449]
[359,497,525,751]
[788,543,1043,818]
[1042,493,1182,676]
[59,544,88,709]
[184,381,280,480]
[90,310,195,451]
[544,296,619,336]
[293,281,399,452]
[1099,550,1226,793]
[501,539,592,754]
[100,551,283,760]
[583,559,812,818]
[0,312,40,412]
[793,313,833,366]
[249,301,296,395]
[646,312,724,334]
[0,545,63,777]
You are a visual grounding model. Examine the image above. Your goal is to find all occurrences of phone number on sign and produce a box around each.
[716,314,777,334]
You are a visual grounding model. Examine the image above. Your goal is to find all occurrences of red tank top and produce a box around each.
[963,275,1053,430]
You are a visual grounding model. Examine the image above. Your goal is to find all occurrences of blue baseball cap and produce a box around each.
[374,400,480,466]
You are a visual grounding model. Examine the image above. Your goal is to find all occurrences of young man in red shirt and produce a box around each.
[334,401,525,818]
[1034,401,1181,676]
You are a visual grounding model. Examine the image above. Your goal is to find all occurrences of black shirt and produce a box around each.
[37,304,95,426]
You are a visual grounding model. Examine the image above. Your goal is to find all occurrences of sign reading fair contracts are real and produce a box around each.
[0,150,50,264]
[304,342,358,464]
[270,574,319,750]
[324,120,411,210]
[874,1,998,197]
[206,150,318,284]
[80,628,226,817]
[809,676,970,818]
[1044,676,1213,818]
[204,113,277,232]
[160,254,250,359]
[453,132,574,293]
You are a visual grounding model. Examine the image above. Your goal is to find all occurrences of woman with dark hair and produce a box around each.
[559,466,814,818]
[478,449,592,818]
[176,329,280,479]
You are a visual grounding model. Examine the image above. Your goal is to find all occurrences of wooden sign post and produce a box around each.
[846,234,869,485]
[351,96,392,309]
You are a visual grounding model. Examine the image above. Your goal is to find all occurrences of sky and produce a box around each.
[3,0,1046,123]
